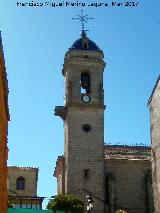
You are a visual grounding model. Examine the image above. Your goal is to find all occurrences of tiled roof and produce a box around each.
[8,189,44,198]
[104,145,151,160]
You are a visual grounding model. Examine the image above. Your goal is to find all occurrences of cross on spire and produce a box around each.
[72,10,94,37]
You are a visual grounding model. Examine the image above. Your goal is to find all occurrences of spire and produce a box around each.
[72,10,94,37]
[80,30,87,38]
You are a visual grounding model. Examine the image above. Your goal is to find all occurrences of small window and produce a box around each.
[16,176,25,190]
[32,204,37,209]
[36,204,40,210]
[82,39,88,49]
[84,169,90,179]
[26,203,32,209]
[83,41,88,49]
[15,204,20,208]
[83,124,91,132]
[21,204,27,208]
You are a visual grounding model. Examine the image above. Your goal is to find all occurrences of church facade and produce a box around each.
[0,32,10,213]
[54,30,154,213]
[54,144,153,213]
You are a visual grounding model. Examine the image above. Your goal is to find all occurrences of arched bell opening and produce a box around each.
[80,72,91,94]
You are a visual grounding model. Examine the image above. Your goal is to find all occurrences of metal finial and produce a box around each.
[72,10,94,37]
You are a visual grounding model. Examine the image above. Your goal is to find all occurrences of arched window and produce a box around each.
[81,72,90,94]
[82,39,88,49]
[16,176,25,190]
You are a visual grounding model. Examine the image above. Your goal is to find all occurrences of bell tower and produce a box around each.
[54,12,106,213]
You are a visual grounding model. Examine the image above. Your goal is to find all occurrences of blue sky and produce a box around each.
[0,0,160,208]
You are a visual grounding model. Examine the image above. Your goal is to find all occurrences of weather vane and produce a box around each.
[72,10,94,34]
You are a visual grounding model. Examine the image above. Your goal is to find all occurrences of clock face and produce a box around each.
[81,94,91,103]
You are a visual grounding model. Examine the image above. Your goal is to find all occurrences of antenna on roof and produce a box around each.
[72,10,94,37]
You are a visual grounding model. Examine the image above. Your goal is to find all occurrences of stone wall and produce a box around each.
[148,77,160,213]
[0,33,9,213]
[64,108,105,213]
[54,156,65,195]
[105,159,154,213]
[8,166,38,196]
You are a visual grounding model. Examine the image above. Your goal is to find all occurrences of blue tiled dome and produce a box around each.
[70,38,100,51]
[70,31,101,51]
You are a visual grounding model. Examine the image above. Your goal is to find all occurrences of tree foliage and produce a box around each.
[46,194,84,213]
[115,209,127,213]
